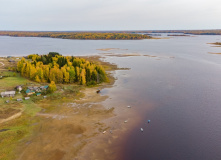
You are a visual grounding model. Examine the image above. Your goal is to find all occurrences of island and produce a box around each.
[0,31,151,40]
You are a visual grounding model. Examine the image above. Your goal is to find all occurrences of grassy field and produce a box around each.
[0,67,43,159]
[0,113,41,160]
[0,70,85,159]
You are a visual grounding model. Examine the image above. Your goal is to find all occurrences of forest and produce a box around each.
[123,30,221,35]
[214,42,221,45]
[0,31,151,40]
[17,52,108,85]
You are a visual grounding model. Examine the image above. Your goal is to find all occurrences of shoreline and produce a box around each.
[0,55,140,160]
[0,54,147,160]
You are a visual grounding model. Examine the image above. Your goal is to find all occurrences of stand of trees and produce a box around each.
[17,52,108,85]
[0,31,151,40]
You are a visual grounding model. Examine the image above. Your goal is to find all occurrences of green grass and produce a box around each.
[0,99,41,160]
[0,96,42,160]
[0,71,16,77]
[0,75,32,90]
[22,100,42,116]
[0,114,40,160]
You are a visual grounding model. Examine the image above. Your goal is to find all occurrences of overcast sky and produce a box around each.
[0,0,220,31]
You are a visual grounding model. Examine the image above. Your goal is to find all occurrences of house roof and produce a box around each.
[26,89,31,93]
[36,93,41,95]
[26,89,35,93]
[1,91,15,95]
[44,85,49,89]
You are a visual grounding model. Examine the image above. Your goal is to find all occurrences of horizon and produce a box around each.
[1,29,221,32]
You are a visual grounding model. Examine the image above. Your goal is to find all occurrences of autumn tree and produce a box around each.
[80,69,86,85]
[48,81,57,93]
[17,53,108,85]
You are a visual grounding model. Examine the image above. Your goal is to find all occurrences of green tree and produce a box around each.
[69,68,75,83]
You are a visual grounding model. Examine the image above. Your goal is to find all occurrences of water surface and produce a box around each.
[1,35,221,160]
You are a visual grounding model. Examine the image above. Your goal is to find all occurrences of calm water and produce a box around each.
[1,35,221,160]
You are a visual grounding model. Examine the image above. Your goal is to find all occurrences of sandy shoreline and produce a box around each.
[15,85,142,160]
[0,55,144,160]
[8,55,141,160]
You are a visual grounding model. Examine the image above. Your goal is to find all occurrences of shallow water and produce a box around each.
[1,35,221,160]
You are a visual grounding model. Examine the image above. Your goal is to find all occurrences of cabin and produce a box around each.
[40,85,49,90]
[17,98,22,101]
[36,93,41,96]
[15,85,22,92]
[8,60,15,62]
[26,89,35,96]
[25,97,30,100]
[1,91,15,98]
[33,86,40,92]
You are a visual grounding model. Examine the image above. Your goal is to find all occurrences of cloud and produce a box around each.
[0,0,220,30]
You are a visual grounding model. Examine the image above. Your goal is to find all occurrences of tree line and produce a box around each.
[0,31,151,40]
[17,52,108,85]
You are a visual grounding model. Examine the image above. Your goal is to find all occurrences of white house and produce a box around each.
[15,85,22,92]
[1,91,15,98]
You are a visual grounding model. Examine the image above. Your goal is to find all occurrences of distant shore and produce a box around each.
[0,31,151,40]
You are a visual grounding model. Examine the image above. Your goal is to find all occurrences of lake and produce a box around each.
[1,35,221,160]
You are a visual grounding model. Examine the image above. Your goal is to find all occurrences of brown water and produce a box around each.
[1,35,221,159]
[99,36,221,160]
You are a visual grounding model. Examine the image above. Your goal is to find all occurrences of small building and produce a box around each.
[33,86,38,90]
[1,91,15,98]
[43,96,47,99]
[44,85,49,90]
[40,85,49,91]
[8,59,15,62]
[25,97,30,100]
[36,93,41,96]
[17,98,22,101]
[15,85,22,92]
[5,100,10,103]
[28,87,33,90]
[26,89,35,96]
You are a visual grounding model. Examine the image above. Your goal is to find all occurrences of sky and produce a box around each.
[0,0,221,31]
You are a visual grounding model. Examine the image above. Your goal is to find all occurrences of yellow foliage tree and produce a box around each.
[48,81,56,93]
[80,69,86,85]
[35,75,41,83]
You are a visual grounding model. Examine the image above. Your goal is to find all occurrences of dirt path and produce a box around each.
[0,62,5,67]
[0,111,22,124]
